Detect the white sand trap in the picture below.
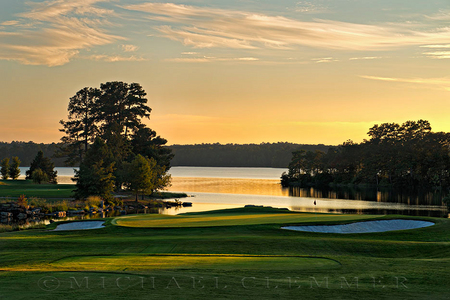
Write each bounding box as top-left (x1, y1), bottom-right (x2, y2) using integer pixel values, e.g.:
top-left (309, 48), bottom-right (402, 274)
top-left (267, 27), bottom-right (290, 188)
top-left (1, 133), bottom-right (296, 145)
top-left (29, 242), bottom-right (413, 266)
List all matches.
top-left (282, 219), bottom-right (434, 234)
top-left (54, 221), bottom-right (105, 231)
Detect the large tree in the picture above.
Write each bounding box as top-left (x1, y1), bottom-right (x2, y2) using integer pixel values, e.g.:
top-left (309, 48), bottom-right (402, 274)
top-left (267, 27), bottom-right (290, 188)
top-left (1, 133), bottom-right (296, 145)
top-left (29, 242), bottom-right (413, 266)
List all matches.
top-left (1, 158), bottom-right (9, 180)
top-left (73, 138), bottom-right (115, 200)
top-left (26, 151), bottom-right (57, 184)
top-left (97, 82), bottom-right (151, 139)
top-left (60, 82), bottom-right (173, 199)
top-left (122, 155), bottom-right (165, 201)
top-left (9, 156), bottom-right (21, 180)
top-left (131, 125), bottom-right (174, 171)
top-left (58, 87), bottom-right (100, 165)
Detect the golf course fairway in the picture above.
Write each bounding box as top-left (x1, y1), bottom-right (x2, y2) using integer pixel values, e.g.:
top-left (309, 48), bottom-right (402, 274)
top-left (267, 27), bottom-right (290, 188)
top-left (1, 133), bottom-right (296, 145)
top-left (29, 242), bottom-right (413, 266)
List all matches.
top-left (112, 207), bottom-right (380, 228)
top-left (1, 207), bottom-right (449, 299)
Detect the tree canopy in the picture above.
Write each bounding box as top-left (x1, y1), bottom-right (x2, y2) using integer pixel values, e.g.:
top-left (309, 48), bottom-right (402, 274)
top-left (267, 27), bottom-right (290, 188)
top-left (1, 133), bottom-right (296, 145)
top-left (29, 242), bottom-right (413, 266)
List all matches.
top-left (1, 158), bottom-right (9, 180)
top-left (9, 156), bottom-right (21, 180)
top-left (25, 151), bottom-right (57, 184)
top-left (59, 82), bottom-right (172, 200)
top-left (73, 138), bottom-right (115, 200)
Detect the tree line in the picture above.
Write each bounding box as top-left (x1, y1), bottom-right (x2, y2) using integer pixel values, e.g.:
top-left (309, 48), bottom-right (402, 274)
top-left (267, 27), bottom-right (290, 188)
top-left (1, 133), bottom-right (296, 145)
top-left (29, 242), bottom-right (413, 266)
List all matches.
top-left (0, 157), bottom-right (21, 180)
top-left (282, 120), bottom-right (450, 189)
top-left (170, 143), bottom-right (331, 168)
top-left (0, 142), bottom-right (332, 168)
top-left (1, 151), bottom-right (57, 184)
top-left (0, 142), bottom-right (66, 167)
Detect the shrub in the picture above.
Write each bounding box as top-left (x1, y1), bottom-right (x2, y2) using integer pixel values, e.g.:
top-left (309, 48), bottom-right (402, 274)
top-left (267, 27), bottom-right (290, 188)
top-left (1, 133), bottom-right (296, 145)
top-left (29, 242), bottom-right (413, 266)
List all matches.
top-left (86, 196), bottom-right (102, 208)
top-left (17, 194), bottom-right (28, 208)
top-left (0, 224), bottom-right (14, 233)
top-left (31, 168), bottom-right (48, 184)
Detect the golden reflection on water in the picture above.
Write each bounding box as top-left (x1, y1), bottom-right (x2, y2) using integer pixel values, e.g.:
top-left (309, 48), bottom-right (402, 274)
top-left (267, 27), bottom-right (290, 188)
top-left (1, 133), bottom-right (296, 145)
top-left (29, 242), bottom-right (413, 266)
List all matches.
top-left (168, 177), bottom-right (290, 197)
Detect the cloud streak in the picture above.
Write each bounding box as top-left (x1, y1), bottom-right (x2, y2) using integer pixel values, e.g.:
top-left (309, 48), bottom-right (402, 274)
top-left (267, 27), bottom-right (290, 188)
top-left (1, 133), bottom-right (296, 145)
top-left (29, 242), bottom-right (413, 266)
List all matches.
top-left (121, 44), bottom-right (139, 52)
top-left (165, 56), bottom-right (259, 63)
top-left (361, 75), bottom-right (450, 91)
top-left (0, 0), bottom-right (122, 66)
top-left (86, 54), bottom-right (147, 62)
top-left (125, 3), bottom-right (450, 51)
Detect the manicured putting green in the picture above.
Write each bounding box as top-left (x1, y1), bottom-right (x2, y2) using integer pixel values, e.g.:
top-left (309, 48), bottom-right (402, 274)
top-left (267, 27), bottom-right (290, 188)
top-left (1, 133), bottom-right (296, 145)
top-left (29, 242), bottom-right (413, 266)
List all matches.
top-left (112, 208), bottom-right (380, 228)
top-left (52, 255), bottom-right (340, 272)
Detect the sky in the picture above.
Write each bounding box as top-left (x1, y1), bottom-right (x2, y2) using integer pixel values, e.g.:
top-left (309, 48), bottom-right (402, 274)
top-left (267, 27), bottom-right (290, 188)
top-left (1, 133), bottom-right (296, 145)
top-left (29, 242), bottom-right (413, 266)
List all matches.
top-left (1, 0), bottom-right (450, 145)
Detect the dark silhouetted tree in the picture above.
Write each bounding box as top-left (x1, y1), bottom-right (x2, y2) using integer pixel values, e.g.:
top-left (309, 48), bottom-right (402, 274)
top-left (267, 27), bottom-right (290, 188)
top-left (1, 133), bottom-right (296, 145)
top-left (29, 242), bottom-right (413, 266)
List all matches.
top-left (58, 87), bottom-right (100, 165)
top-left (26, 151), bottom-right (57, 183)
top-left (73, 138), bottom-right (115, 200)
top-left (31, 168), bottom-right (48, 184)
top-left (9, 156), bottom-right (21, 180)
top-left (1, 158), bottom-right (9, 180)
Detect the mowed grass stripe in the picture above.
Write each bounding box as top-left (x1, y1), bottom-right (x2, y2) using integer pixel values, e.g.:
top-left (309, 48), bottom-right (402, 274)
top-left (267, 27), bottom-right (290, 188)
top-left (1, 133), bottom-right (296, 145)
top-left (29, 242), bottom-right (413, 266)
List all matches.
top-left (51, 255), bottom-right (340, 272)
top-left (113, 210), bottom-right (380, 228)
top-left (0, 180), bottom-right (74, 198)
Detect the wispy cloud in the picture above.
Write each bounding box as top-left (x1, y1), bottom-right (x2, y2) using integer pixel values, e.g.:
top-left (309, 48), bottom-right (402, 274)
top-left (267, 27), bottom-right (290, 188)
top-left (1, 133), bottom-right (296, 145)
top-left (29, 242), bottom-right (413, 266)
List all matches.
top-left (166, 56), bottom-right (259, 63)
top-left (294, 1), bottom-right (329, 13)
top-left (1, 21), bottom-right (19, 26)
top-left (420, 44), bottom-right (450, 48)
top-left (121, 44), bottom-right (139, 52)
top-left (361, 75), bottom-right (450, 91)
top-left (423, 51), bottom-right (450, 59)
top-left (420, 44), bottom-right (450, 59)
top-left (349, 56), bottom-right (382, 60)
top-left (0, 0), bottom-right (122, 66)
top-left (312, 57), bottom-right (338, 63)
top-left (425, 9), bottom-right (450, 21)
top-left (86, 54), bottom-right (147, 62)
top-left (124, 3), bottom-right (450, 51)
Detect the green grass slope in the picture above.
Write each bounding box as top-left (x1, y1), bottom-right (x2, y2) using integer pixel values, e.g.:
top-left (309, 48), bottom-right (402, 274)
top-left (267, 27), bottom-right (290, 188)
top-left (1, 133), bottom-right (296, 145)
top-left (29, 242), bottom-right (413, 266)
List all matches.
top-left (112, 207), bottom-right (381, 228)
top-left (0, 207), bottom-right (449, 299)
top-left (0, 180), bottom-right (74, 198)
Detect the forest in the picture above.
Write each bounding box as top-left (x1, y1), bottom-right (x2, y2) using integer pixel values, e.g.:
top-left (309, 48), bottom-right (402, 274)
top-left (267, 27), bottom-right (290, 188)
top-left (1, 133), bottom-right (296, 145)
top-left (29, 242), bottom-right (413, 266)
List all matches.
top-left (282, 120), bottom-right (450, 189)
top-left (0, 142), bottom-right (66, 167)
top-left (170, 143), bottom-right (331, 167)
top-left (0, 142), bottom-right (331, 168)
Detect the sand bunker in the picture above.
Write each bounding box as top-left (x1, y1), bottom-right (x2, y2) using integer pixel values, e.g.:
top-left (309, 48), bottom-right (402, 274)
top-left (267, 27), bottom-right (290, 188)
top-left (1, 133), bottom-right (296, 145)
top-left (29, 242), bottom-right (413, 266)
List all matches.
top-left (54, 221), bottom-right (105, 231)
top-left (282, 219), bottom-right (434, 234)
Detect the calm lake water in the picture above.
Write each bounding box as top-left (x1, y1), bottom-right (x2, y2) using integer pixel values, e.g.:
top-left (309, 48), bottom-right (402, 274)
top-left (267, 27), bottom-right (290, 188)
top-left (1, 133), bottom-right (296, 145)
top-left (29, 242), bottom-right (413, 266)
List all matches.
top-left (18, 166), bottom-right (449, 217)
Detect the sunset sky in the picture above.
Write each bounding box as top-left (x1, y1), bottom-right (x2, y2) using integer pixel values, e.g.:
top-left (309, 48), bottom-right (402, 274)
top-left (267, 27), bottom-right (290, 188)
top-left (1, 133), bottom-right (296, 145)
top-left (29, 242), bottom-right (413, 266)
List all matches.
top-left (1, 0), bottom-right (450, 145)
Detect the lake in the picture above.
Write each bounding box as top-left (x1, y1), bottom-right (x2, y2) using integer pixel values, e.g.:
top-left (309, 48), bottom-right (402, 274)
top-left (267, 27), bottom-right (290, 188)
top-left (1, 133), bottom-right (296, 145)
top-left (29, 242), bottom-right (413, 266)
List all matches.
top-left (18, 166), bottom-right (449, 217)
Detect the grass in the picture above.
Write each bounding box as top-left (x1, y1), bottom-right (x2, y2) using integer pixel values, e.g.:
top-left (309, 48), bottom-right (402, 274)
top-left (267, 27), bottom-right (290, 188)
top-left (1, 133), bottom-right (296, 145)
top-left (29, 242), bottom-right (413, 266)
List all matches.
top-left (0, 180), bottom-right (185, 200)
top-left (0, 207), bottom-right (449, 299)
top-left (0, 179), bottom-right (74, 198)
top-left (113, 207), bottom-right (381, 228)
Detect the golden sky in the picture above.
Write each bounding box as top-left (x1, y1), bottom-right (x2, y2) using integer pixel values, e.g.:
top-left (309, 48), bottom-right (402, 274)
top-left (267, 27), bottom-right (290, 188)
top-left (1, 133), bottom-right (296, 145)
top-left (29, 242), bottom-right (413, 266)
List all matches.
top-left (1, 0), bottom-right (450, 145)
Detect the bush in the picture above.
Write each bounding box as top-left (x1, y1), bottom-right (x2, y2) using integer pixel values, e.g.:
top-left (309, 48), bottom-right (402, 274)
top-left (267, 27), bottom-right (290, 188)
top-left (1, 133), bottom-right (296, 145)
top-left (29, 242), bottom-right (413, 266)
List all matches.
top-left (443, 196), bottom-right (450, 211)
top-left (17, 194), bottom-right (28, 208)
top-left (106, 198), bottom-right (122, 207)
top-left (31, 168), bottom-right (48, 184)
top-left (54, 200), bottom-right (69, 212)
top-left (0, 224), bottom-right (14, 233)
top-left (86, 196), bottom-right (102, 208)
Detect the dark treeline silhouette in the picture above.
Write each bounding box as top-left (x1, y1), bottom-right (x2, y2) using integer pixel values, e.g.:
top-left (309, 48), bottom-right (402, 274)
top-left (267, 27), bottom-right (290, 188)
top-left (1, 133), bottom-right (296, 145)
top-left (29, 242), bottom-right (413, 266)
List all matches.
top-left (282, 120), bottom-right (450, 189)
top-left (0, 142), bottom-right (332, 168)
top-left (170, 143), bottom-right (332, 167)
top-left (0, 142), bottom-right (66, 167)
